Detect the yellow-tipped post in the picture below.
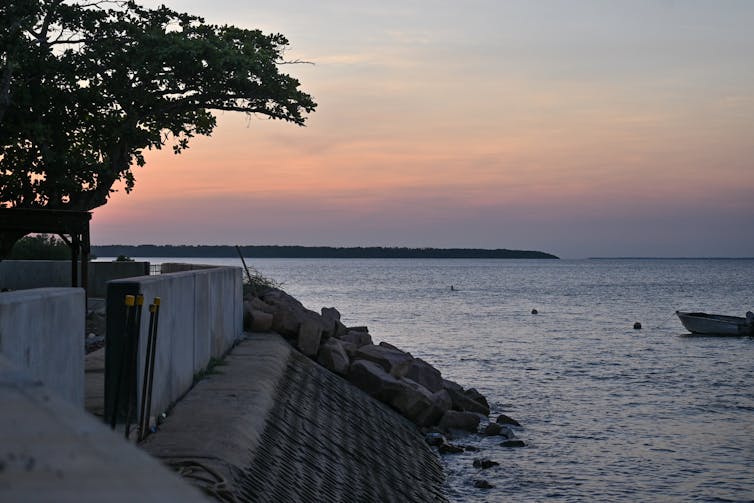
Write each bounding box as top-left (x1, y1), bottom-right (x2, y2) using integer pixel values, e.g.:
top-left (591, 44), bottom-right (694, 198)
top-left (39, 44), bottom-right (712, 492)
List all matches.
top-left (124, 295), bottom-right (135, 307)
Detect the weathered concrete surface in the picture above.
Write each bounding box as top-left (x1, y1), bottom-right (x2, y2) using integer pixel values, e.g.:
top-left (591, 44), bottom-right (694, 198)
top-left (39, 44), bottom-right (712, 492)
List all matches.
top-left (0, 288), bottom-right (84, 406)
top-left (142, 332), bottom-right (447, 502)
top-left (0, 355), bottom-right (209, 503)
top-left (141, 332), bottom-right (291, 500)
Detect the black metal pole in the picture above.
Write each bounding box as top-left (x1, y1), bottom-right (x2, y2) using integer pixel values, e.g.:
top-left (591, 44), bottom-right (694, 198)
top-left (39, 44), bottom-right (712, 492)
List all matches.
top-left (124, 294), bottom-right (144, 439)
top-left (143, 297), bottom-right (161, 436)
top-left (235, 245), bottom-right (254, 284)
top-left (138, 302), bottom-right (157, 441)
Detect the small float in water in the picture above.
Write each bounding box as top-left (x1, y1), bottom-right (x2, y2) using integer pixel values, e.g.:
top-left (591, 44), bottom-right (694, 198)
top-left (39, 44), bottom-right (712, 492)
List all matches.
top-left (675, 310), bottom-right (754, 336)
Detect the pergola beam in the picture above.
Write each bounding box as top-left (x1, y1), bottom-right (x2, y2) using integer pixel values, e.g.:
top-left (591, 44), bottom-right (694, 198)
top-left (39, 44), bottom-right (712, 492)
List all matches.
top-left (0, 209), bottom-right (92, 296)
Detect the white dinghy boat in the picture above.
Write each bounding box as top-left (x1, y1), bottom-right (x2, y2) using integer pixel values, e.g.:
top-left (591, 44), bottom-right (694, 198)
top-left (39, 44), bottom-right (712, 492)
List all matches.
top-left (675, 311), bottom-right (754, 336)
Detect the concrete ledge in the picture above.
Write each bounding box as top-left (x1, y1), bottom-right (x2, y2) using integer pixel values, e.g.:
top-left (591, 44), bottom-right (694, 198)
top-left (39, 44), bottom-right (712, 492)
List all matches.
top-left (0, 355), bottom-right (209, 503)
top-left (0, 260), bottom-right (149, 297)
top-left (160, 263), bottom-right (219, 273)
top-left (0, 288), bottom-right (84, 406)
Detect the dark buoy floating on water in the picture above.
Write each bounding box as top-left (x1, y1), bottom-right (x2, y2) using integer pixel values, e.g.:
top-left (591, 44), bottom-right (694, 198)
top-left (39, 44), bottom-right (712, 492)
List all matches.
top-left (633, 322), bottom-right (642, 330)
top-left (531, 309), bottom-right (538, 315)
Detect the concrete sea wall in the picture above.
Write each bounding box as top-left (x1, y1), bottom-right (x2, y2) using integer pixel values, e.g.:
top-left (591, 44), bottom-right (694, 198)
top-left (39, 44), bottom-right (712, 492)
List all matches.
top-left (105, 266), bottom-right (243, 424)
top-left (143, 333), bottom-right (447, 502)
top-left (0, 260), bottom-right (150, 297)
top-left (0, 287), bottom-right (84, 406)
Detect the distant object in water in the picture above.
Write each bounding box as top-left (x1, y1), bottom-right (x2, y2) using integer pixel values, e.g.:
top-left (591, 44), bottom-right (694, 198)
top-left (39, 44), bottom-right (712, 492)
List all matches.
top-left (633, 322), bottom-right (642, 330)
top-left (450, 285), bottom-right (455, 291)
top-left (676, 310), bottom-right (754, 336)
top-left (531, 309), bottom-right (538, 315)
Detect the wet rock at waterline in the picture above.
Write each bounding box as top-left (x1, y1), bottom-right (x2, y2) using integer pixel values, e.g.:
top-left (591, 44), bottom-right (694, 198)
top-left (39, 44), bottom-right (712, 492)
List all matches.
top-left (388, 380), bottom-right (438, 426)
top-left (473, 458), bottom-right (500, 469)
top-left (500, 439), bottom-right (526, 448)
top-left (482, 422), bottom-right (515, 438)
top-left (424, 432), bottom-right (446, 446)
top-left (438, 443), bottom-right (464, 454)
top-left (495, 413), bottom-right (522, 427)
top-left (405, 358), bottom-right (444, 393)
top-left (438, 410), bottom-right (481, 433)
top-left (464, 388), bottom-right (490, 410)
top-left (474, 479), bottom-right (494, 489)
top-left (446, 387), bottom-right (490, 416)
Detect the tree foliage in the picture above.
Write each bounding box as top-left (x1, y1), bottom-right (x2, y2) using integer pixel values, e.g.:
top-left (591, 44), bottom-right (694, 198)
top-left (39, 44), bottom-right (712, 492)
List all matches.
top-left (0, 0), bottom-right (316, 211)
top-left (7, 234), bottom-right (71, 260)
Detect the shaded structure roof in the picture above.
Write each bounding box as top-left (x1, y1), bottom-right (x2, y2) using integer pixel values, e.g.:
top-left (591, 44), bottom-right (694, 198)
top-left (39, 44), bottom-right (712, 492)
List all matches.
top-left (0, 208), bottom-right (92, 294)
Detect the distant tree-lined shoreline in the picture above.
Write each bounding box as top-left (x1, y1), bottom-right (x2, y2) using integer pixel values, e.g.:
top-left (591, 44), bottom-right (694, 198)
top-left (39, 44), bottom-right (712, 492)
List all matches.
top-left (92, 245), bottom-right (559, 259)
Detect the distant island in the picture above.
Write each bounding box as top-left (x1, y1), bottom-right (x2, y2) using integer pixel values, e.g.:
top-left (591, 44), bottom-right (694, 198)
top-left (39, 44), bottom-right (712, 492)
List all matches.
top-left (93, 245), bottom-right (559, 259)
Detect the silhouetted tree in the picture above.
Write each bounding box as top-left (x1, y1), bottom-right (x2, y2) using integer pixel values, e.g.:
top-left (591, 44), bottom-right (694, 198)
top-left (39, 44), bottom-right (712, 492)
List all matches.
top-left (0, 0), bottom-right (315, 254)
top-left (7, 234), bottom-right (71, 260)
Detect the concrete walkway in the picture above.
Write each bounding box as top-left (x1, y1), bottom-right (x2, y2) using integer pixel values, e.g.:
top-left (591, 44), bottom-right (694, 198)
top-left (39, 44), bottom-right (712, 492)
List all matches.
top-left (140, 332), bottom-right (447, 502)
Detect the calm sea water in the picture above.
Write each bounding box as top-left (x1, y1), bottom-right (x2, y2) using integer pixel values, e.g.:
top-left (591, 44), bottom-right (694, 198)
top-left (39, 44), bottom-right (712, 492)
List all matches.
top-left (123, 258), bottom-right (754, 502)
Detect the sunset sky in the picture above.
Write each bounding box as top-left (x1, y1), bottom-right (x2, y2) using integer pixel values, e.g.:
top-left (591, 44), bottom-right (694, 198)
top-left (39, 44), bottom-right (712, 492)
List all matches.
top-left (91, 0), bottom-right (754, 258)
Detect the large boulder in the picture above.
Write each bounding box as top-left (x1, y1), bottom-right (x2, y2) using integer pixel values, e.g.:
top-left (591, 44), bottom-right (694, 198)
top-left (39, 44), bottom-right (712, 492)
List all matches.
top-left (378, 341), bottom-right (402, 352)
top-left (341, 330), bottom-right (373, 348)
top-left (249, 309), bottom-right (273, 332)
top-left (354, 344), bottom-right (413, 377)
top-left (482, 422), bottom-right (514, 438)
top-left (347, 359), bottom-right (403, 401)
top-left (248, 296), bottom-right (276, 314)
top-left (442, 379), bottom-right (464, 393)
top-left (340, 340), bottom-right (359, 358)
top-left (438, 410), bottom-right (481, 433)
top-left (298, 320), bottom-right (323, 357)
top-left (446, 387), bottom-right (490, 416)
top-left (405, 358), bottom-right (443, 393)
top-left (321, 306), bottom-right (341, 322)
top-left (464, 388), bottom-right (490, 411)
top-left (387, 379), bottom-right (452, 427)
top-left (262, 289), bottom-right (306, 311)
top-left (317, 338), bottom-right (350, 375)
top-left (347, 325), bottom-right (369, 333)
top-left (321, 307), bottom-right (348, 338)
top-left (388, 380), bottom-right (434, 425)
top-left (270, 307), bottom-right (301, 338)
top-left (495, 413), bottom-right (522, 427)
top-left (415, 389), bottom-right (453, 427)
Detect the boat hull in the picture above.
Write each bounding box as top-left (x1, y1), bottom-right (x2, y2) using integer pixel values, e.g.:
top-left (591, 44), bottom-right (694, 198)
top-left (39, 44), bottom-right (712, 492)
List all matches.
top-left (676, 311), bottom-right (754, 336)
